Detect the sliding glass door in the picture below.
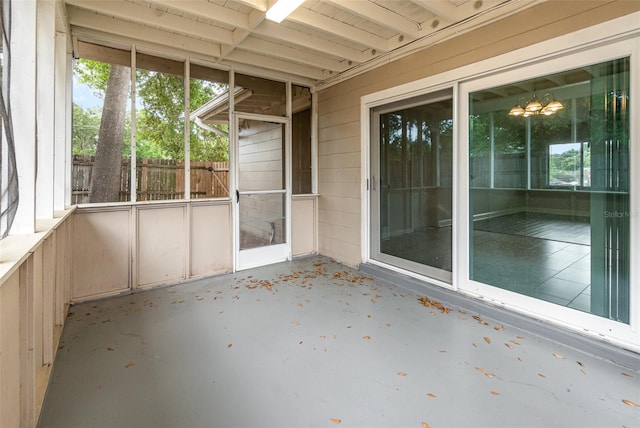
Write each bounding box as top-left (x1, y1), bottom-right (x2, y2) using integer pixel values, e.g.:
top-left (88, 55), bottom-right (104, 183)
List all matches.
top-left (468, 57), bottom-right (630, 323)
top-left (370, 89), bottom-right (453, 283)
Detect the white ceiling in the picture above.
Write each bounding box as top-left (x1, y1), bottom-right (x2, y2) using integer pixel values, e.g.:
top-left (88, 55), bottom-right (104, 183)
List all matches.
top-left (60, 0), bottom-right (544, 86)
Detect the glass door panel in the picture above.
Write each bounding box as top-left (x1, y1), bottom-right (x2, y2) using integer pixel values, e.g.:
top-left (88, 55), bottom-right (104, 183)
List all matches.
top-left (236, 116), bottom-right (289, 270)
top-left (371, 90), bottom-right (453, 283)
top-left (468, 57), bottom-right (630, 323)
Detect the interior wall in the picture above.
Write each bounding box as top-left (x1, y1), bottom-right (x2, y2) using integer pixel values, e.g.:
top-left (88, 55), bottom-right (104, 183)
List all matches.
top-left (316, 0), bottom-right (640, 267)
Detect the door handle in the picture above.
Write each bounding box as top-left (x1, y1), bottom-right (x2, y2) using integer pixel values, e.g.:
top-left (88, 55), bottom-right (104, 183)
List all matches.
top-left (236, 189), bottom-right (240, 203)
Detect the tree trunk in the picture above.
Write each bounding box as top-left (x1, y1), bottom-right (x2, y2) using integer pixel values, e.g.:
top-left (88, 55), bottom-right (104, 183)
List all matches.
top-left (89, 65), bottom-right (130, 203)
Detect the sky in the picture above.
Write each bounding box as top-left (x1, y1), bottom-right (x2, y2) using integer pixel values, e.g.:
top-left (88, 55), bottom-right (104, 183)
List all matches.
top-left (73, 78), bottom-right (104, 109)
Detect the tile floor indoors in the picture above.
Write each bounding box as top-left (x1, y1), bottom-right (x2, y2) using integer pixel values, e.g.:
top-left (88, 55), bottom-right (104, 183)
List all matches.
top-left (39, 256), bottom-right (639, 428)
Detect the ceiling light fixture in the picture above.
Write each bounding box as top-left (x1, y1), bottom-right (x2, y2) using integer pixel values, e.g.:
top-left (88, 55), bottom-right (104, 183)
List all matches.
top-left (508, 93), bottom-right (564, 117)
top-left (265, 0), bottom-right (305, 23)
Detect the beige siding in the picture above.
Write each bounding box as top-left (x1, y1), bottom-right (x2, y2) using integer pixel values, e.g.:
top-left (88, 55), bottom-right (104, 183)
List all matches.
top-left (316, 0), bottom-right (640, 267)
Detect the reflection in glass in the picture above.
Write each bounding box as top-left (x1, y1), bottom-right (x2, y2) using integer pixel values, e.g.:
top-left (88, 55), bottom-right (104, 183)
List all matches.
top-left (469, 58), bottom-right (630, 323)
top-left (377, 95), bottom-right (453, 275)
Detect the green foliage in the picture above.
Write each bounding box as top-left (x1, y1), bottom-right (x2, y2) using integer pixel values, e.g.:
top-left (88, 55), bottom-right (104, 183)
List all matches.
top-left (72, 103), bottom-right (100, 155)
top-left (74, 59), bottom-right (112, 96)
top-left (73, 59), bottom-right (229, 162)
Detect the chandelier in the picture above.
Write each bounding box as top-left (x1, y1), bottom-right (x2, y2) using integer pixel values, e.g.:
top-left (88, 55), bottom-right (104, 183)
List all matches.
top-left (508, 93), bottom-right (564, 117)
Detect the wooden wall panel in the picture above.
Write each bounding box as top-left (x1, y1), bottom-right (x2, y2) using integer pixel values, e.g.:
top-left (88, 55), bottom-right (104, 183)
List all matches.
top-left (0, 272), bottom-right (21, 428)
top-left (72, 209), bottom-right (130, 299)
top-left (190, 203), bottom-right (232, 277)
top-left (292, 197), bottom-right (316, 257)
top-left (137, 206), bottom-right (186, 287)
top-left (316, 0), bottom-right (640, 267)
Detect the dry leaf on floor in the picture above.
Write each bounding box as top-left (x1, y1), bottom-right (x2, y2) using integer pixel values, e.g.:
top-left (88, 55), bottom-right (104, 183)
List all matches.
top-left (125, 362), bottom-right (136, 368)
top-left (491, 391), bottom-right (500, 396)
top-left (505, 343), bottom-right (513, 349)
top-left (397, 371), bottom-right (408, 376)
top-left (622, 399), bottom-right (639, 407)
top-left (475, 367), bottom-right (487, 374)
top-left (538, 373), bottom-right (546, 378)
top-left (330, 418), bottom-right (342, 424)
top-left (227, 343), bottom-right (232, 348)
top-left (621, 372), bottom-right (633, 377)
top-left (484, 337), bottom-right (491, 344)
top-left (494, 325), bottom-right (504, 331)
top-left (472, 343), bottom-right (478, 348)
top-left (292, 321), bottom-right (301, 326)
top-left (107, 347), bottom-right (114, 351)
top-left (553, 353), bottom-right (566, 359)
top-left (386, 323), bottom-right (391, 327)
top-left (363, 336), bottom-right (371, 340)
top-left (418, 296), bottom-right (451, 314)
top-left (577, 361), bottom-right (584, 367)
top-left (421, 422), bottom-right (431, 428)
top-left (426, 393), bottom-right (436, 398)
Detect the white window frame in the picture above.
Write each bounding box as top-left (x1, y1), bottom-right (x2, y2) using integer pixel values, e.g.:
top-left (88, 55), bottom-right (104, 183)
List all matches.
top-left (361, 11), bottom-right (640, 351)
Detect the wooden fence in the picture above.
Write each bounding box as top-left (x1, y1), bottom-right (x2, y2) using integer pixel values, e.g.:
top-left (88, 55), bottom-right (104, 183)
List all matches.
top-left (72, 155), bottom-right (229, 204)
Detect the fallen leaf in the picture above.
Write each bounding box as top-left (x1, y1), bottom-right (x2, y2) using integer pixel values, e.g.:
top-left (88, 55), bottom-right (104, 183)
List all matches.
top-left (330, 417), bottom-right (342, 424)
top-left (621, 372), bottom-right (633, 377)
top-left (439, 350), bottom-right (446, 353)
top-left (622, 399), bottom-right (639, 407)
top-left (421, 422), bottom-right (431, 428)
top-left (297, 303), bottom-right (303, 308)
top-left (538, 373), bottom-right (546, 378)
top-left (472, 343), bottom-right (478, 348)
top-left (494, 325), bottom-right (504, 331)
top-left (125, 362), bottom-right (136, 368)
top-left (292, 321), bottom-right (301, 326)
top-left (107, 346), bottom-right (114, 351)
top-left (475, 367), bottom-right (487, 374)
top-left (505, 343), bottom-right (513, 349)
top-left (418, 296), bottom-right (451, 314)
top-left (196, 297), bottom-right (204, 301)
top-left (320, 335), bottom-right (326, 339)
top-left (577, 361), bottom-right (584, 367)
top-left (385, 323), bottom-right (391, 327)
top-left (490, 391), bottom-right (500, 395)
top-left (227, 343), bottom-right (232, 348)
top-left (484, 337), bottom-right (491, 344)
top-left (363, 336), bottom-right (371, 341)
top-left (426, 393), bottom-right (436, 398)
top-left (553, 353), bottom-right (566, 359)
top-left (397, 371), bottom-right (408, 376)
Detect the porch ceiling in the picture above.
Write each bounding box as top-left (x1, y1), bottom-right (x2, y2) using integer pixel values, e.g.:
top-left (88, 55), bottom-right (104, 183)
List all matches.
top-left (61, 0), bottom-right (544, 86)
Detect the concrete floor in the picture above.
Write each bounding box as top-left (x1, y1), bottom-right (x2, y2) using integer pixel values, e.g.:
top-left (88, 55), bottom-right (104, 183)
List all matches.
top-left (39, 256), bottom-right (639, 428)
